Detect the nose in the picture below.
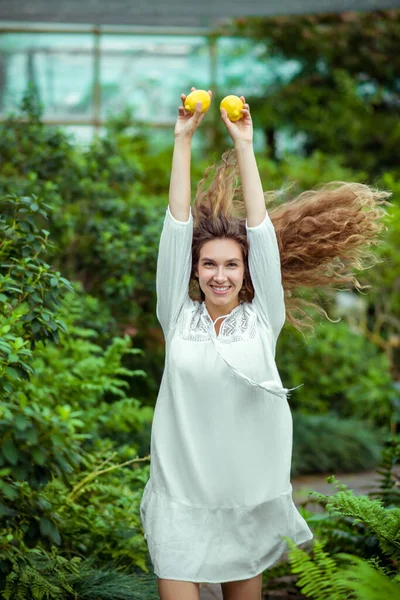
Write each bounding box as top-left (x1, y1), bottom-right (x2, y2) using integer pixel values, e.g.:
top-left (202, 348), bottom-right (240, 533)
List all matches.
top-left (213, 266), bottom-right (229, 283)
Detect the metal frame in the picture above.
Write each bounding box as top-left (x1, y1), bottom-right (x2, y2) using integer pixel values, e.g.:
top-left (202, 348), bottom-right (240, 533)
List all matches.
top-left (0, 21), bottom-right (216, 130)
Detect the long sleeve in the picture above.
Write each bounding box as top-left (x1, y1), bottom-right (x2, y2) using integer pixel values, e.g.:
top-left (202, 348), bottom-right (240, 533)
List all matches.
top-left (246, 212), bottom-right (286, 341)
top-left (156, 205), bottom-right (194, 339)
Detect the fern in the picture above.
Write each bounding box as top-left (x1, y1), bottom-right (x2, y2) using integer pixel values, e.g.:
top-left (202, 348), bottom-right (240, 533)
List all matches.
top-left (2, 547), bottom-right (81, 600)
top-left (283, 536), bottom-right (353, 599)
top-left (67, 563), bottom-right (153, 599)
top-left (309, 477), bottom-right (400, 558)
top-left (336, 553), bottom-right (400, 599)
top-left (284, 536), bottom-right (400, 600)
top-left (368, 436), bottom-right (400, 507)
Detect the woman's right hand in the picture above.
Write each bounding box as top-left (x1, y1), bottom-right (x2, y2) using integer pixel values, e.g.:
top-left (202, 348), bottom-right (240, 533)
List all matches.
top-left (174, 87), bottom-right (212, 139)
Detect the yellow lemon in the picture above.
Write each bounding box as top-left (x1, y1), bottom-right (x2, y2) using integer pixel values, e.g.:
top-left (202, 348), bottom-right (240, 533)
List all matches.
top-left (220, 95), bottom-right (244, 122)
top-left (184, 90), bottom-right (211, 114)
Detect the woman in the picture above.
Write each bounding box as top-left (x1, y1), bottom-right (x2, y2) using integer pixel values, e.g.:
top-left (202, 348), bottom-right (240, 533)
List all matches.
top-left (140, 88), bottom-right (390, 600)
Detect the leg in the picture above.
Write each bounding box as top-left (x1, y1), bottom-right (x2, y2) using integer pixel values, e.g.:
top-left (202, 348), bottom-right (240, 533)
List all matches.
top-left (157, 577), bottom-right (200, 600)
top-left (221, 572), bottom-right (263, 600)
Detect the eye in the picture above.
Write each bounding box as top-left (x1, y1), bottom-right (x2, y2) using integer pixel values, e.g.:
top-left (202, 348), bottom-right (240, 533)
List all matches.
top-left (203, 261), bottom-right (238, 266)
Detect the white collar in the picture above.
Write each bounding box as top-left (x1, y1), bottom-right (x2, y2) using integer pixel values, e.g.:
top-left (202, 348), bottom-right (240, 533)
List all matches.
top-left (200, 300), bottom-right (243, 325)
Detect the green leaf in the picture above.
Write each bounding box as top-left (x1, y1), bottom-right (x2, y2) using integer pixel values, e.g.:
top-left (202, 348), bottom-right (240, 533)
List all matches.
top-left (24, 427), bottom-right (38, 444)
top-left (19, 221), bottom-right (31, 232)
top-left (31, 292), bottom-right (42, 303)
top-left (32, 446), bottom-right (47, 465)
top-left (2, 438), bottom-right (18, 465)
top-left (49, 523), bottom-right (61, 545)
top-left (0, 482), bottom-right (18, 500)
top-left (14, 414), bottom-right (30, 431)
top-left (5, 367), bottom-right (19, 380)
top-left (31, 319), bottom-right (41, 334)
top-left (39, 516), bottom-right (52, 536)
top-left (12, 338), bottom-right (25, 350)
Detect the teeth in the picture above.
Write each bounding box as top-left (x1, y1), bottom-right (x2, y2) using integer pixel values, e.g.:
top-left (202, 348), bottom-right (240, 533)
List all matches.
top-left (212, 286), bottom-right (229, 291)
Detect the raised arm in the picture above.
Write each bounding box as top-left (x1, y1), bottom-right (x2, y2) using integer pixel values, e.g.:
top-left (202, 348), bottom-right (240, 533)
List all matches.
top-left (220, 98), bottom-right (286, 341)
top-left (168, 136), bottom-right (192, 221)
top-left (220, 95), bottom-right (265, 226)
top-left (156, 88), bottom-right (212, 339)
top-left (235, 141), bottom-right (266, 227)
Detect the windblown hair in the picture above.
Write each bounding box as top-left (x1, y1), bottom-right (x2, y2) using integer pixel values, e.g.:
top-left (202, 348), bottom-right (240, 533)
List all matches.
top-left (189, 149), bottom-right (391, 332)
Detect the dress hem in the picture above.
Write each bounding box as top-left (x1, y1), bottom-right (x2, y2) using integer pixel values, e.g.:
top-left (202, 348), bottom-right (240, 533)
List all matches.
top-left (152, 529), bottom-right (314, 584)
top-left (140, 478), bottom-right (314, 583)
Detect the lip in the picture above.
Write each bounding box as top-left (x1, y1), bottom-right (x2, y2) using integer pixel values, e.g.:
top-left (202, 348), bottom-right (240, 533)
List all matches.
top-left (210, 285), bottom-right (231, 295)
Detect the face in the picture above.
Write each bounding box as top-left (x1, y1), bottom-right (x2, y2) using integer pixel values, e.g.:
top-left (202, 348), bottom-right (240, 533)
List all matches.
top-left (194, 238), bottom-right (245, 314)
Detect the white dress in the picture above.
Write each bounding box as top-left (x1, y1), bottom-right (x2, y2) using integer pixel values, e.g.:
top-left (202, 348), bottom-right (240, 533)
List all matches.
top-left (140, 205), bottom-right (313, 583)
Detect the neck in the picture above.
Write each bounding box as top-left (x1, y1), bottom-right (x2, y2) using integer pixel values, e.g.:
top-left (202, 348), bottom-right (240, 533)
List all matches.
top-left (204, 298), bottom-right (240, 322)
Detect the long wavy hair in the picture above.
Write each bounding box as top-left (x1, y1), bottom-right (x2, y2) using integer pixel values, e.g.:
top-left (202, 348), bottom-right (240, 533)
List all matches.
top-left (189, 149), bottom-right (391, 331)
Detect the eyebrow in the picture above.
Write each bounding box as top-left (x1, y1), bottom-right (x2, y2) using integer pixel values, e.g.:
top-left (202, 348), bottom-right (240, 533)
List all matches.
top-left (201, 257), bottom-right (241, 262)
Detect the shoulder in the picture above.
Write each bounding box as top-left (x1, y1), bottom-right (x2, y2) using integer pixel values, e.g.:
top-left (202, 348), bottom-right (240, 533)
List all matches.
top-left (174, 297), bottom-right (209, 343)
top-left (246, 300), bottom-right (275, 334)
top-left (178, 296), bottom-right (202, 326)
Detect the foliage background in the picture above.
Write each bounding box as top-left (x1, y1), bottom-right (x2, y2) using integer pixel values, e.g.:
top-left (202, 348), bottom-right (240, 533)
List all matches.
top-left (0, 8), bottom-right (399, 599)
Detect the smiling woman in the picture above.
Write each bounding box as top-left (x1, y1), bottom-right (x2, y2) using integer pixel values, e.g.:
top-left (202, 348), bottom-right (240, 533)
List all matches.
top-left (140, 88), bottom-right (389, 599)
top-left (194, 240), bottom-right (245, 320)
top-left (140, 89), bottom-right (313, 600)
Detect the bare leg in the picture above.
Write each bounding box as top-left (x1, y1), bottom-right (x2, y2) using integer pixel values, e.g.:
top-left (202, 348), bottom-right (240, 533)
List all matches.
top-left (157, 578), bottom-right (200, 600)
top-left (221, 573), bottom-right (263, 600)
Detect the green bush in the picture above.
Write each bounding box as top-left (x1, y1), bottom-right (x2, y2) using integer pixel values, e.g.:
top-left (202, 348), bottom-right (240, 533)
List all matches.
top-left (0, 189), bottom-right (154, 596)
top-left (291, 412), bottom-right (384, 477)
top-left (0, 194), bottom-right (73, 388)
top-left (277, 320), bottom-right (396, 428)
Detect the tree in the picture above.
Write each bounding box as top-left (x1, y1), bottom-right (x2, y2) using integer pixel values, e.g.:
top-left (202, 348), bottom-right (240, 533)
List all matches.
top-left (222, 10), bottom-right (400, 176)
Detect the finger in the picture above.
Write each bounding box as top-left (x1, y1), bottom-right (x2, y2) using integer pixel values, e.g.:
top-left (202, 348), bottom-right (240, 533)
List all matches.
top-left (178, 106), bottom-right (185, 115)
top-left (195, 101), bottom-right (203, 114)
top-left (240, 96), bottom-right (245, 103)
top-left (191, 86), bottom-right (196, 91)
top-left (220, 107), bottom-right (230, 124)
top-left (208, 89), bottom-right (212, 98)
top-left (181, 94), bottom-right (186, 107)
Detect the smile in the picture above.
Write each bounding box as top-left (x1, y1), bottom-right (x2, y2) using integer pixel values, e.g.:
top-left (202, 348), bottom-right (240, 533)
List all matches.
top-left (210, 286), bottom-right (231, 295)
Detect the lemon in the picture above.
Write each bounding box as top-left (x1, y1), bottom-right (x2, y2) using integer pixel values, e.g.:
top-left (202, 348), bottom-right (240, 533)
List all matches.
top-left (220, 95), bottom-right (244, 122)
top-left (184, 90), bottom-right (211, 114)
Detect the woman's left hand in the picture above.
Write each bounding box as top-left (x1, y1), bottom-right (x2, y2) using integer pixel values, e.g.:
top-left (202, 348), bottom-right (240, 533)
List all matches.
top-left (220, 95), bottom-right (253, 146)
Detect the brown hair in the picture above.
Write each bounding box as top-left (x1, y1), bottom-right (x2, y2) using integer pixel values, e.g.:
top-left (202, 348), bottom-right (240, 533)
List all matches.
top-left (189, 149), bottom-right (391, 332)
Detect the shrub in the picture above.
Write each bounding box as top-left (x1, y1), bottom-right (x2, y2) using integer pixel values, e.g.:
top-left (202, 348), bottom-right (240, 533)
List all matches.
top-left (277, 320), bottom-right (396, 428)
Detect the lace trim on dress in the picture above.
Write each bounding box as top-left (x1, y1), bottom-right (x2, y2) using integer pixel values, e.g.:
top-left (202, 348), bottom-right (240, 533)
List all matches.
top-left (179, 301), bottom-right (257, 344)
